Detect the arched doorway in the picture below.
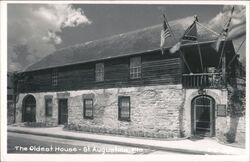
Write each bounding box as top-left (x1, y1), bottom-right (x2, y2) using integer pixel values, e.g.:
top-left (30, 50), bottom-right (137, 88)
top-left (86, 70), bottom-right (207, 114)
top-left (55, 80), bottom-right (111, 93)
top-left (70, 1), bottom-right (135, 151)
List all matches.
top-left (191, 95), bottom-right (215, 137)
top-left (22, 95), bottom-right (36, 122)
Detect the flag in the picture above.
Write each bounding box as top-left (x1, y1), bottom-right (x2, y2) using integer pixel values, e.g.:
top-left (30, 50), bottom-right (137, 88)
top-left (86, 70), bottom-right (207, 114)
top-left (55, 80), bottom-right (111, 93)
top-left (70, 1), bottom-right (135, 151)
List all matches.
top-left (182, 21), bottom-right (198, 41)
top-left (170, 42), bottom-right (181, 54)
top-left (160, 15), bottom-right (171, 54)
top-left (170, 19), bottom-right (198, 54)
top-left (215, 6), bottom-right (234, 51)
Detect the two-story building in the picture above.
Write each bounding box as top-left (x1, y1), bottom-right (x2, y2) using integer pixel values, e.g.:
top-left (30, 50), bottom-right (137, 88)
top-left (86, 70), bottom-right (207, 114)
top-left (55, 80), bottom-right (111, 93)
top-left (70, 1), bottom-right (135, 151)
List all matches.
top-left (13, 17), bottom-right (245, 143)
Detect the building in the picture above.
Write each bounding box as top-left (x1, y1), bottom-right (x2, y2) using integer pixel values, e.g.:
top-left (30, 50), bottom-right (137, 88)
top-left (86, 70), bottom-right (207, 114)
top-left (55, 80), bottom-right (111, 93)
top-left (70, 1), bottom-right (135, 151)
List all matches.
top-left (13, 17), bottom-right (245, 143)
top-left (7, 72), bottom-right (16, 124)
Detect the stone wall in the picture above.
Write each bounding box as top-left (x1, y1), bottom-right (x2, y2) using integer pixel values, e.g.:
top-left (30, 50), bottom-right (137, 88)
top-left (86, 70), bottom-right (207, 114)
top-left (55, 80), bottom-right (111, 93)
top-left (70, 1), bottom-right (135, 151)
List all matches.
top-left (15, 92), bottom-right (58, 126)
top-left (216, 116), bottom-right (245, 145)
top-left (67, 85), bottom-right (184, 138)
top-left (16, 85), bottom-right (184, 138)
top-left (234, 116), bottom-right (245, 144)
top-left (15, 85), bottom-right (245, 142)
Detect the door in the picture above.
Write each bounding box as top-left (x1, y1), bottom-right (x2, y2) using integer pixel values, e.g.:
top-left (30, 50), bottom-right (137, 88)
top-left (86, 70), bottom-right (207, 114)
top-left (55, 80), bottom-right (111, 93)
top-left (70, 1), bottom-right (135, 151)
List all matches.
top-left (23, 95), bottom-right (36, 122)
top-left (58, 99), bottom-right (68, 124)
top-left (191, 95), bottom-right (215, 137)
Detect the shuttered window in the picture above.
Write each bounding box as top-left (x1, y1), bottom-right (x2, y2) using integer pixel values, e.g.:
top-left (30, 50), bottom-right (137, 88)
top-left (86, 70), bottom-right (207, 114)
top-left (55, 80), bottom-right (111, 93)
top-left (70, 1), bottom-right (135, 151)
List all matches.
top-left (52, 69), bottom-right (58, 86)
top-left (118, 96), bottom-right (130, 121)
top-left (130, 56), bottom-right (141, 79)
top-left (84, 99), bottom-right (93, 119)
top-left (95, 63), bottom-right (104, 82)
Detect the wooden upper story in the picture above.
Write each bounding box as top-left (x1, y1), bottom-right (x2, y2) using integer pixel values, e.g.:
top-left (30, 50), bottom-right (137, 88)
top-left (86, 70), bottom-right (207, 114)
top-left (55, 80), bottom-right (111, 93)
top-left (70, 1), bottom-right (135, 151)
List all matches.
top-left (17, 50), bottom-right (182, 93)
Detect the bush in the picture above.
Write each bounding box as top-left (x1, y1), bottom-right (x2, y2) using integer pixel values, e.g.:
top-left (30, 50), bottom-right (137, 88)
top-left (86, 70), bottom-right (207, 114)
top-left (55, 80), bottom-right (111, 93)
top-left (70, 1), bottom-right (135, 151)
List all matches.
top-left (225, 131), bottom-right (236, 143)
top-left (24, 122), bottom-right (55, 127)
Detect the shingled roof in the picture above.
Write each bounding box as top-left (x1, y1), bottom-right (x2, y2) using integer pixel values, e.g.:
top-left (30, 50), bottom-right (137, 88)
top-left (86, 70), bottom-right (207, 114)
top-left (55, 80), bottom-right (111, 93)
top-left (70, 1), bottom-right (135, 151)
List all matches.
top-left (25, 16), bottom-right (219, 72)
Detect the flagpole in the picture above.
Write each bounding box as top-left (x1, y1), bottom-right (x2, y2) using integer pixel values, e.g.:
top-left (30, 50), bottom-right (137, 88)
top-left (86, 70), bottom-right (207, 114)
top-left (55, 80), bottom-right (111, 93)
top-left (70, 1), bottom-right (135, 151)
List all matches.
top-left (217, 39), bottom-right (227, 68)
top-left (163, 14), bottom-right (192, 73)
top-left (217, 6), bottom-right (235, 70)
top-left (196, 39), bottom-right (204, 73)
top-left (192, 15), bottom-right (204, 73)
top-left (217, 6), bottom-right (234, 87)
top-left (163, 14), bottom-right (176, 42)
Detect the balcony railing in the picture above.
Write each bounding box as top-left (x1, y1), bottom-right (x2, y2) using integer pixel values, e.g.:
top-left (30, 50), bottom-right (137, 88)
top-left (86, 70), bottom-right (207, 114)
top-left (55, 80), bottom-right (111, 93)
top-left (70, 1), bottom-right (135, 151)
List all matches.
top-left (182, 73), bottom-right (224, 89)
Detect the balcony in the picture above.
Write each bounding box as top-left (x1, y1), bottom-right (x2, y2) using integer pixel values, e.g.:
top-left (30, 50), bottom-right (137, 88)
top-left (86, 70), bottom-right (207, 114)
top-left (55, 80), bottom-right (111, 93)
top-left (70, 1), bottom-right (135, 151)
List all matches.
top-left (182, 73), bottom-right (225, 89)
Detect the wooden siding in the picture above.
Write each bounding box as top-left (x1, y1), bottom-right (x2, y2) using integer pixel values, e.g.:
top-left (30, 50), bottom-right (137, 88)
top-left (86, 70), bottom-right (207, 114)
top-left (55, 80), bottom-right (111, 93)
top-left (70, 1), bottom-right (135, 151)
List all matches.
top-left (18, 52), bottom-right (182, 93)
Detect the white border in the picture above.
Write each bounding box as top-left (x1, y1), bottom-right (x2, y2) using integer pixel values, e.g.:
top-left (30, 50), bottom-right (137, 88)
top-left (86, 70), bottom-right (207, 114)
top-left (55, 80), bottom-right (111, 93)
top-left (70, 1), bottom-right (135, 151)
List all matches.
top-left (1, 1), bottom-right (249, 162)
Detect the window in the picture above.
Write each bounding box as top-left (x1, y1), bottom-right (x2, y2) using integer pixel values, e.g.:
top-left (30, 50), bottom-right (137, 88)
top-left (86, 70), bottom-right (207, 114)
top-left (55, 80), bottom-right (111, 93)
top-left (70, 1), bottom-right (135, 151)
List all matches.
top-left (45, 97), bottom-right (53, 117)
top-left (84, 99), bottom-right (93, 119)
top-left (130, 56), bottom-right (141, 79)
top-left (52, 69), bottom-right (58, 86)
top-left (118, 96), bottom-right (130, 121)
top-left (95, 63), bottom-right (104, 82)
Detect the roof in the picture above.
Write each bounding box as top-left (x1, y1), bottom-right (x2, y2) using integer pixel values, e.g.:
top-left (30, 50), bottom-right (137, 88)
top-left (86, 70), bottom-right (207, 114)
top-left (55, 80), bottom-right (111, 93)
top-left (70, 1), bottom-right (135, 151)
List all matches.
top-left (25, 16), bottom-right (219, 72)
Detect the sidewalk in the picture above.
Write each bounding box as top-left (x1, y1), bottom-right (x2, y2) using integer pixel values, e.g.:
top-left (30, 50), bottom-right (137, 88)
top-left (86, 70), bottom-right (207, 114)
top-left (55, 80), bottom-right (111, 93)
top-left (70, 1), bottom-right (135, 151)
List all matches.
top-left (7, 126), bottom-right (245, 155)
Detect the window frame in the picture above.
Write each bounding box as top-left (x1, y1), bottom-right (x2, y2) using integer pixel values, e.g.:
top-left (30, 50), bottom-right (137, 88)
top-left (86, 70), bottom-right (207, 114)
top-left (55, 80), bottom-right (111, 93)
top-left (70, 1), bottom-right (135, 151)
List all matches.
top-left (129, 56), bottom-right (141, 79)
top-left (45, 96), bottom-right (53, 117)
top-left (52, 69), bottom-right (58, 86)
top-left (95, 62), bottom-right (104, 82)
top-left (118, 96), bottom-right (131, 121)
top-left (83, 98), bottom-right (94, 119)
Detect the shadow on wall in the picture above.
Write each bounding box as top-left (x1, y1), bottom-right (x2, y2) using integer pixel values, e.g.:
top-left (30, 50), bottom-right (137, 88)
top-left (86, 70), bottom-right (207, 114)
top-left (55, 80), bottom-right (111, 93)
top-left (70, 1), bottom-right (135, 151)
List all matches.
top-left (225, 117), bottom-right (240, 143)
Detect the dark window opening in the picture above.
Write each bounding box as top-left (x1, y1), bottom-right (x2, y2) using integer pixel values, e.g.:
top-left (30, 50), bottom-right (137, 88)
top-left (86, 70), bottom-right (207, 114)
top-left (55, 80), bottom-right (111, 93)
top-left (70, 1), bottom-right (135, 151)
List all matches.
top-left (84, 99), bottom-right (93, 119)
top-left (118, 96), bottom-right (130, 121)
top-left (45, 97), bottom-right (53, 117)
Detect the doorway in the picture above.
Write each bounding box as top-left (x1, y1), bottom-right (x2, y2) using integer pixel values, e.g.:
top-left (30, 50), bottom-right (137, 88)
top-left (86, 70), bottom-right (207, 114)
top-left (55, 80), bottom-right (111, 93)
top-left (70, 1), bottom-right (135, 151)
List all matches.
top-left (58, 99), bottom-right (68, 125)
top-left (191, 95), bottom-right (215, 137)
top-left (22, 95), bottom-right (36, 122)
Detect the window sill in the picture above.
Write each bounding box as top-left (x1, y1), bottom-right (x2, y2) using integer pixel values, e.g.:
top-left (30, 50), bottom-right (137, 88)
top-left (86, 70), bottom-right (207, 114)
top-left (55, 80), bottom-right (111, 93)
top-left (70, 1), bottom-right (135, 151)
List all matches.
top-left (84, 117), bottom-right (94, 120)
top-left (129, 77), bottom-right (141, 80)
top-left (118, 118), bottom-right (131, 122)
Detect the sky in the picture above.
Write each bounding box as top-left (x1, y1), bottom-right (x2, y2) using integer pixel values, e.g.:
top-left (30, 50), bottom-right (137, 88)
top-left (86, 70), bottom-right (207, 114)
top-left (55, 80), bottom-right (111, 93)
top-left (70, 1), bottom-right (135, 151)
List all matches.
top-left (7, 4), bottom-right (246, 72)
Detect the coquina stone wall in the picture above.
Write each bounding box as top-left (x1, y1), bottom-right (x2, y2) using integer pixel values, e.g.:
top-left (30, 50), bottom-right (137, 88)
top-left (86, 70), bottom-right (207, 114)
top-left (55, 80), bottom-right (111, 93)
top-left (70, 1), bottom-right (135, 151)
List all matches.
top-left (16, 85), bottom-right (185, 138)
top-left (67, 85), bottom-right (184, 138)
top-left (15, 84), bottom-right (245, 142)
top-left (15, 92), bottom-right (59, 126)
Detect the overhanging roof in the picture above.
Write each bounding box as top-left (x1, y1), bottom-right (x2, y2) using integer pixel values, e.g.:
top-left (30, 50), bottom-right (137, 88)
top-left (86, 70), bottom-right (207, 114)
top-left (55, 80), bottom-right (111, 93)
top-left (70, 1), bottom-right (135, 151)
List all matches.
top-left (25, 16), bottom-right (219, 72)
